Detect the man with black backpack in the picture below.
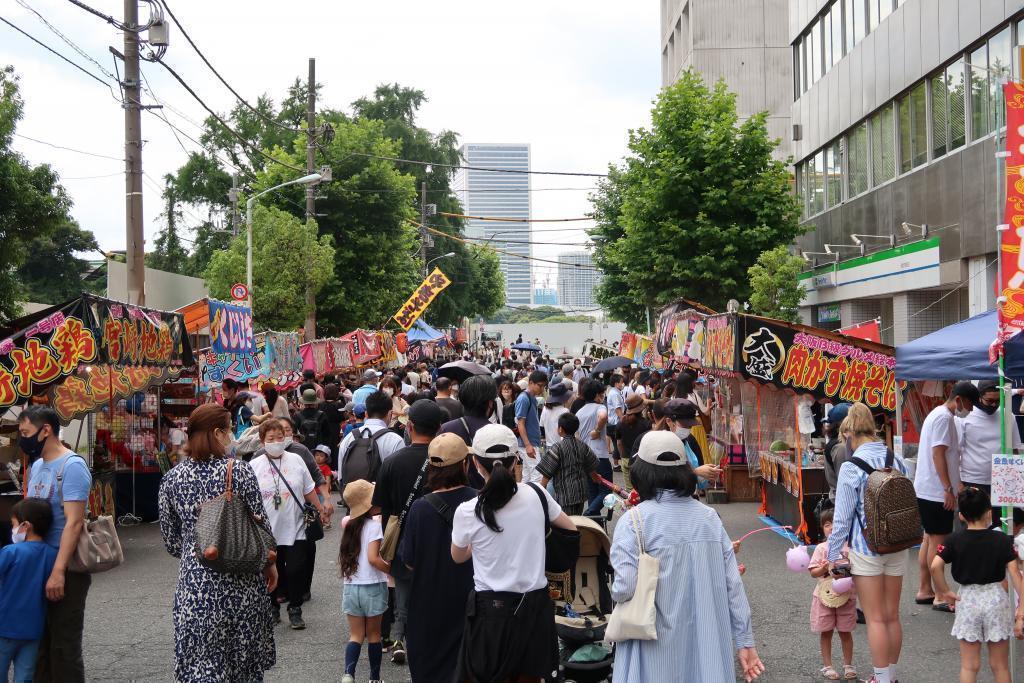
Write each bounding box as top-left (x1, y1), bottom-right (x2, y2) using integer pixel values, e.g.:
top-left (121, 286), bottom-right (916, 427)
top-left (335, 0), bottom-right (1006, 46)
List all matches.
top-left (337, 391), bottom-right (404, 496)
top-left (295, 389), bottom-right (324, 451)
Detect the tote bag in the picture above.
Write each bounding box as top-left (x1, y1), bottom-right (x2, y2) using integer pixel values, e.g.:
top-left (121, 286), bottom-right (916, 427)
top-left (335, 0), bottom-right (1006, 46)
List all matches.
top-left (606, 506), bottom-right (659, 641)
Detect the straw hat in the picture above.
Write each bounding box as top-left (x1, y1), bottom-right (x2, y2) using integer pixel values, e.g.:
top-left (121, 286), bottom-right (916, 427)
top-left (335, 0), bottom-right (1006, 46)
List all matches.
top-left (343, 480), bottom-right (375, 518)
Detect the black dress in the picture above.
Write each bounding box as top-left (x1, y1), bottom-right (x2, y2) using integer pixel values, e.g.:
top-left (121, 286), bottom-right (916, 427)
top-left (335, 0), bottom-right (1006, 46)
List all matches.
top-left (398, 487), bottom-right (478, 682)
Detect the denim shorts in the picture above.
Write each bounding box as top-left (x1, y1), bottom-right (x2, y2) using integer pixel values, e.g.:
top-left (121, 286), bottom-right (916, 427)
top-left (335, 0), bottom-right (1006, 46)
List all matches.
top-left (343, 582), bottom-right (389, 617)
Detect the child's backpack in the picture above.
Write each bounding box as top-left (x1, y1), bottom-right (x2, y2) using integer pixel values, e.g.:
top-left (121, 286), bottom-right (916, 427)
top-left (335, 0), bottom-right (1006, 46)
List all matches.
top-left (850, 450), bottom-right (921, 554)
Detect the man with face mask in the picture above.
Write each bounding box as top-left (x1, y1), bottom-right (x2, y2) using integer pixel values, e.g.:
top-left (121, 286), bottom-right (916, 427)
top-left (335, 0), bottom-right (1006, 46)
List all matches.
top-left (958, 381), bottom-right (1024, 531)
top-left (19, 405), bottom-right (92, 682)
top-left (664, 398), bottom-right (722, 484)
top-left (913, 380), bottom-right (980, 609)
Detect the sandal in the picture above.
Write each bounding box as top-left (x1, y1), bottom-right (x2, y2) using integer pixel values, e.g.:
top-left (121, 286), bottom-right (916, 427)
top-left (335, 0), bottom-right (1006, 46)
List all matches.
top-left (933, 602), bottom-right (955, 613)
top-left (820, 665), bottom-right (840, 680)
top-left (843, 664), bottom-right (857, 680)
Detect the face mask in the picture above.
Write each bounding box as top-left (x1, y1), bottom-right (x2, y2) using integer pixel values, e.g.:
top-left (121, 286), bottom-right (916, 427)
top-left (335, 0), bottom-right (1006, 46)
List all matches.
top-left (978, 403), bottom-right (998, 415)
top-left (384, 388), bottom-right (394, 398)
top-left (955, 401), bottom-right (970, 418)
top-left (265, 441), bottom-right (286, 458)
top-left (282, 436), bottom-right (294, 448)
top-left (19, 429), bottom-right (46, 460)
top-left (675, 427), bottom-right (691, 440)
top-left (11, 523), bottom-right (26, 544)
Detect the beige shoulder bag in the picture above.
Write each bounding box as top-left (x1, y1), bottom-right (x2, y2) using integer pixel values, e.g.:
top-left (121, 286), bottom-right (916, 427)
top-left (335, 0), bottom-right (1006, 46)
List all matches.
top-left (57, 455), bottom-right (124, 574)
top-left (606, 506), bottom-right (659, 641)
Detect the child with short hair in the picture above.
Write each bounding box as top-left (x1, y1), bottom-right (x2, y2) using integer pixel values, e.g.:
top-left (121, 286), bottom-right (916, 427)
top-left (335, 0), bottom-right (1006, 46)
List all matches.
top-left (0, 498), bottom-right (58, 682)
top-left (808, 508), bottom-right (857, 680)
top-left (313, 445), bottom-right (333, 528)
top-left (536, 411), bottom-right (622, 516)
top-left (931, 487), bottom-right (1024, 683)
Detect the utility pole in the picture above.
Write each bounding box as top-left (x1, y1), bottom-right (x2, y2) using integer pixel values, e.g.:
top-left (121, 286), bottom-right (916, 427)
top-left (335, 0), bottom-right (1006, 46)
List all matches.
top-left (420, 181), bottom-right (428, 277)
top-left (124, 0), bottom-right (145, 306)
top-left (303, 57), bottom-right (317, 341)
top-left (229, 173), bottom-right (239, 236)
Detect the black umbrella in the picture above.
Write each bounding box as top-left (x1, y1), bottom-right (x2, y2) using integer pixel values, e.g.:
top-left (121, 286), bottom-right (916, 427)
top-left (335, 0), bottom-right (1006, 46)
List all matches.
top-left (590, 355), bottom-right (633, 376)
top-left (511, 342), bottom-right (542, 352)
top-left (437, 360), bottom-right (492, 382)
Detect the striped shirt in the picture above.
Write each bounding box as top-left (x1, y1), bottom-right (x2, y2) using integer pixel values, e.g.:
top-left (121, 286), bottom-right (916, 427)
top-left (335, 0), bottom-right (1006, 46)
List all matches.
top-left (610, 494), bottom-right (754, 682)
top-left (536, 436), bottom-right (598, 507)
top-left (827, 441), bottom-right (909, 562)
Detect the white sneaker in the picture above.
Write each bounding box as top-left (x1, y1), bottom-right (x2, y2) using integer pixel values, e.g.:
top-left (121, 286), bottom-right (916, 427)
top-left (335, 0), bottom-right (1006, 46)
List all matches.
top-left (341, 675), bottom-right (354, 683)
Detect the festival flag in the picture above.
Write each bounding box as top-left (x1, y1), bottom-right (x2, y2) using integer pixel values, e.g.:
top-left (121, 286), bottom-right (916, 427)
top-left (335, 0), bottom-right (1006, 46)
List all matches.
top-left (393, 268), bottom-right (452, 331)
top-left (996, 81), bottom-right (1024, 359)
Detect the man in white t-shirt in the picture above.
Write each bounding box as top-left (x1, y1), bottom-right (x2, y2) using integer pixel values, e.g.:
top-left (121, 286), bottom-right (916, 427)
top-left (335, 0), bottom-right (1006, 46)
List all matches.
top-left (913, 380), bottom-right (979, 608)
top-left (958, 380), bottom-right (1024, 530)
top-left (576, 379), bottom-right (610, 515)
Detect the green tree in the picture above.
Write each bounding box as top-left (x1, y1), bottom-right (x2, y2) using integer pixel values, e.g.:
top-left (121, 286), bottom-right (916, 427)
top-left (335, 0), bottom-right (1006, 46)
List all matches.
top-left (0, 66), bottom-right (99, 318)
top-left (486, 305), bottom-right (592, 324)
top-left (589, 71), bottom-right (802, 320)
top-left (205, 204), bottom-right (334, 330)
top-left (747, 246), bottom-right (806, 322)
top-left (146, 174), bottom-right (190, 274)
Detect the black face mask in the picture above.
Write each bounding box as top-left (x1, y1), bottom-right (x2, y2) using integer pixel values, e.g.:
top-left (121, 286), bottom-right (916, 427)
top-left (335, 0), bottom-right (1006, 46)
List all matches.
top-left (977, 403), bottom-right (998, 415)
top-left (19, 429), bottom-right (46, 460)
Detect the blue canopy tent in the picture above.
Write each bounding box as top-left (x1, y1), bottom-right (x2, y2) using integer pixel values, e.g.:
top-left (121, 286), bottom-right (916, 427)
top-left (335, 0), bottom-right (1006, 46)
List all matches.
top-left (406, 319), bottom-right (445, 345)
top-left (895, 310), bottom-right (1024, 380)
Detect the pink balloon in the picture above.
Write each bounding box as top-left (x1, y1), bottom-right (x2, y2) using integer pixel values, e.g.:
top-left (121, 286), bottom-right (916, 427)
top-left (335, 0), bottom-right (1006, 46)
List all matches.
top-left (786, 546), bottom-right (810, 572)
top-left (832, 577), bottom-right (854, 593)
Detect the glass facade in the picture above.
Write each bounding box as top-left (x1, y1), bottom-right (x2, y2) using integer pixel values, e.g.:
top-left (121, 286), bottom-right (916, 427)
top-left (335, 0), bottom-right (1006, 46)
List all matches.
top-left (557, 252), bottom-right (602, 309)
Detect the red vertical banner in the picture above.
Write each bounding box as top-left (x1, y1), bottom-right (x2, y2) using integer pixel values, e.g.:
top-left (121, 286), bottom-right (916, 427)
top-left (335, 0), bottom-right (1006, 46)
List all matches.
top-left (999, 83), bottom-right (1024, 350)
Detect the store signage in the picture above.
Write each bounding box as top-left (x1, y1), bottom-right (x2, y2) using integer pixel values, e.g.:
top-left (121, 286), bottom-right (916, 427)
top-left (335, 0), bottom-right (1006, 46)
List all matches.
top-left (208, 299), bottom-right (255, 354)
top-left (703, 314), bottom-right (738, 373)
top-left (393, 268), bottom-right (451, 331)
top-left (997, 82), bottom-right (1024, 356)
top-left (51, 365), bottom-right (178, 423)
top-left (812, 271), bottom-right (836, 289)
top-left (653, 301), bottom-right (708, 359)
top-left (992, 454), bottom-right (1024, 506)
top-left (738, 316), bottom-right (902, 412)
top-left (200, 331), bottom-right (304, 391)
top-left (817, 304), bottom-right (841, 323)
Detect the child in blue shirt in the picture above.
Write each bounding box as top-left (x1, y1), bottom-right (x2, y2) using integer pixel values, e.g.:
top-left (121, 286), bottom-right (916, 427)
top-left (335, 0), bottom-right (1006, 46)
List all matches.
top-left (0, 498), bottom-right (59, 682)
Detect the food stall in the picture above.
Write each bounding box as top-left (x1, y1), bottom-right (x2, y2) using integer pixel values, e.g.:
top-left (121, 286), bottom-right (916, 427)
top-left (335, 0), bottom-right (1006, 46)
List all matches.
top-left (700, 313), bottom-right (902, 543)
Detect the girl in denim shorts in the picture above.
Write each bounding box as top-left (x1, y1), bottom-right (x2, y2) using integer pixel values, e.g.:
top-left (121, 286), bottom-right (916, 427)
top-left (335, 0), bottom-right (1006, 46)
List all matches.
top-left (340, 481), bottom-right (391, 683)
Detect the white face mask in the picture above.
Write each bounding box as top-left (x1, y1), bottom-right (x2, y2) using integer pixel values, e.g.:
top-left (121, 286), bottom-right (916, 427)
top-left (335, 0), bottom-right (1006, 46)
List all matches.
top-left (11, 523), bottom-right (27, 544)
top-left (954, 399), bottom-right (970, 419)
top-left (384, 388), bottom-right (395, 398)
top-left (675, 427), bottom-right (691, 440)
top-left (265, 441), bottom-right (286, 458)
top-left (282, 436), bottom-right (294, 448)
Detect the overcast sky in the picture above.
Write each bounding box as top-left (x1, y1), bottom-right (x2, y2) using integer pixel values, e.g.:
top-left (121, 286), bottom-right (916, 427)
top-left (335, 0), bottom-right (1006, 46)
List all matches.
top-left (2, 0), bottom-right (660, 290)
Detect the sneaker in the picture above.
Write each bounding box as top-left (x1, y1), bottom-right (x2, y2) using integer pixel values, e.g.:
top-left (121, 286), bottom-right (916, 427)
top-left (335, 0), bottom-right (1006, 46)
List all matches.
top-left (341, 675), bottom-right (355, 683)
top-left (390, 639), bottom-right (406, 664)
top-left (381, 638), bottom-right (395, 651)
top-left (287, 607), bottom-right (305, 630)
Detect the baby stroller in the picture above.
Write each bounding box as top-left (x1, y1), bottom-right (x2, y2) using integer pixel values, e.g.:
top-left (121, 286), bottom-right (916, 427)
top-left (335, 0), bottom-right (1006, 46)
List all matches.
top-left (549, 516), bottom-right (615, 683)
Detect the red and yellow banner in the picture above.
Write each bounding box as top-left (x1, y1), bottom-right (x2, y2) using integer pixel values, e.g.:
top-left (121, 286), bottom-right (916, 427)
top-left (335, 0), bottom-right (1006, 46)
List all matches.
top-left (393, 268), bottom-right (451, 331)
top-left (999, 82), bottom-right (1024, 350)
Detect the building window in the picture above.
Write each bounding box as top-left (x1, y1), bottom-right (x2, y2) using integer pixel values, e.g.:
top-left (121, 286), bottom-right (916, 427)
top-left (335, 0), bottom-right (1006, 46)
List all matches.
top-left (831, 2), bottom-right (844, 65)
top-left (868, 0), bottom-right (879, 32)
top-left (990, 27), bottom-right (1011, 131)
top-left (870, 105), bottom-right (895, 186)
top-left (878, 0), bottom-right (893, 24)
top-left (969, 43), bottom-right (990, 140)
top-left (845, 0), bottom-right (856, 53)
top-left (848, 122), bottom-right (869, 196)
top-left (948, 59), bottom-right (967, 149)
top-left (800, 37), bottom-right (808, 93)
top-left (823, 12), bottom-right (832, 73)
top-left (793, 44), bottom-right (801, 99)
top-left (826, 140), bottom-right (842, 207)
top-left (811, 150), bottom-right (826, 214)
top-left (930, 72), bottom-right (948, 158)
top-left (898, 82), bottom-right (927, 172)
top-left (795, 163), bottom-right (806, 219)
top-left (853, 0), bottom-right (866, 43)
top-left (810, 20), bottom-right (821, 84)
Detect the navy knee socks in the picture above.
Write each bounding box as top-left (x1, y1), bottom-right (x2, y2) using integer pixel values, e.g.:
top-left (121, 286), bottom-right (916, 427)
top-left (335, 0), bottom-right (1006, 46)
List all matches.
top-left (368, 641), bottom-right (383, 679)
top-left (344, 641), bottom-right (361, 675)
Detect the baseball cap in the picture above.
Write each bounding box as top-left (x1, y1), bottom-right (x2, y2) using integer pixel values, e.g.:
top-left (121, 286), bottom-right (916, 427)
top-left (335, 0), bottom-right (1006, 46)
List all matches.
top-left (313, 444), bottom-right (331, 456)
top-left (471, 423), bottom-right (519, 458)
top-left (343, 401), bottom-right (355, 413)
top-left (625, 393), bottom-right (645, 415)
top-left (665, 398), bottom-right (699, 427)
top-left (343, 480), bottom-right (375, 518)
top-left (353, 403), bottom-right (366, 418)
top-left (428, 432), bottom-right (470, 467)
top-left (362, 368), bottom-right (382, 381)
top-left (407, 399), bottom-right (444, 433)
top-left (547, 381), bottom-right (572, 405)
top-left (636, 431), bottom-right (688, 467)
top-left (823, 402), bottom-right (852, 425)
top-left (300, 388), bottom-right (318, 405)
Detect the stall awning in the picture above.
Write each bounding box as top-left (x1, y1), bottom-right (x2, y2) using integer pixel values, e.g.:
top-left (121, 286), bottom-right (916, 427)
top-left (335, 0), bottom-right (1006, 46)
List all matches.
top-left (895, 310), bottom-right (1024, 380)
top-left (177, 298), bottom-right (210, 335)
top-left (407, 319), bottom-right (444, 343)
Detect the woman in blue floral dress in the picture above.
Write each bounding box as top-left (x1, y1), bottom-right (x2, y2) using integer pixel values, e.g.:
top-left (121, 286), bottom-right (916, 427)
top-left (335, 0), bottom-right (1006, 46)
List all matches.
top-left (159, 403), bottom-right (277, 682)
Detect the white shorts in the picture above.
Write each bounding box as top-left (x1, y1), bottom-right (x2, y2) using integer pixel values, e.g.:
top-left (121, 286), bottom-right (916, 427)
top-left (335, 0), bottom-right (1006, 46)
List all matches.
top-left (952, 583), bottom-right (1013, 643)
top-left (848, 549), bottom-right (908, 577)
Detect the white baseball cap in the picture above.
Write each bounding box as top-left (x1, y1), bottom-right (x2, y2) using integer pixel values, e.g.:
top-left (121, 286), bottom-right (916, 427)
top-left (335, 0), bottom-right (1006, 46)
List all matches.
top-left (636, 431), bottom-right (688, 467)
top-left (471, 423), bottom-right (519, 459)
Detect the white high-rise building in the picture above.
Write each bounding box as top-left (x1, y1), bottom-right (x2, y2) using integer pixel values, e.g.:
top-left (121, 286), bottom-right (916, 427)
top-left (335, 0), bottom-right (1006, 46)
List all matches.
top-left (557, 251), bottom-right (601, 310)
top-left (453, 143), bottom-right (532, 306)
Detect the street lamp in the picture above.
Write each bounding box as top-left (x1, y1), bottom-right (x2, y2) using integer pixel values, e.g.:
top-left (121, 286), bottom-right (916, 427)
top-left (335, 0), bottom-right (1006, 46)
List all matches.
top-left (426, 252), bottom-right (456, 271)
top-left (245, 173), bottom-right (322, 309)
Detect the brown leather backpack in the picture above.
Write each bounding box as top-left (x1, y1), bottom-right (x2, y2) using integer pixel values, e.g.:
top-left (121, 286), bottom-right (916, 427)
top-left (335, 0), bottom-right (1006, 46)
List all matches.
top-left (851, 451), bottom-right (922, 554)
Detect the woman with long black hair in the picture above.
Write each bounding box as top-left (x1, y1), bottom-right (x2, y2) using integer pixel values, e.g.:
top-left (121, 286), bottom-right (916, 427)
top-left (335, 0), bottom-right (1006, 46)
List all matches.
top-left (451, 424), bottom-right (577, 683)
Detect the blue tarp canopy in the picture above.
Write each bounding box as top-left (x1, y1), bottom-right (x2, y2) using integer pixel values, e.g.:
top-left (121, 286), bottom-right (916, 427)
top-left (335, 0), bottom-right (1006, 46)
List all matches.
top-left (406, 319), bottom-right (445, 343)
top-left (895, 310), bottom-right (1024, 380)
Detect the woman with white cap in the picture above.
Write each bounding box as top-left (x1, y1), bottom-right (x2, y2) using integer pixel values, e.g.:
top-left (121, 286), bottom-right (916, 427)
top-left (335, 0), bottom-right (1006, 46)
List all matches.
top-left (451, 424), bottom-right (577, 683)
top-left (610, 430), bottom-right (763, 682)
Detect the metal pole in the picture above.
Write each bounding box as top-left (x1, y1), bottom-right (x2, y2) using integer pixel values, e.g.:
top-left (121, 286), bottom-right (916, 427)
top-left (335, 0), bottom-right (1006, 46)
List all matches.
top-left (420, 181), bottom-right (428, 277)
top-left (246, 197), bottom-right (254, 310)
top-left (123, 0), bottom-right (145, 305)
top-left (303, 57), bottom-right (317, 340)
top-left (230, 173), bottom-right (239, 236)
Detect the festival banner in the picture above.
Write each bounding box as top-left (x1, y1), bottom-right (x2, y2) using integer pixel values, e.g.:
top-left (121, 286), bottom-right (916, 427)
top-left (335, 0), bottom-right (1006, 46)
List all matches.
top-left (654, 301), bottom-right (710, 361)
top-left (393, 268), bottom-right (452, 331)
top-left (619, 332), bottom-right (638, 359)
top-left (702, 314), bottom-right (739, 374)
top-left (737, 316), bottom-right (902, 413)
top-left (51, 364), bottom-right (180, 423)
top-left (839, 319), bottom-right (882, 343)
top-left (91, 294), bottom-right (192, 368)
top-left (992, 454), bottom-right (1024, 506)
top-left (208, 299), bottom-right (255, 354)
top-left (344, 330), bottom-right (382, 366)
top-left (263, 331), bottom-right (303, 386)
top-left (633, 335), bottom-right (653, 368)
top-left (328, 339), bottom-right (354, 371)
top-left (377, 332), bottom-right (398, 364)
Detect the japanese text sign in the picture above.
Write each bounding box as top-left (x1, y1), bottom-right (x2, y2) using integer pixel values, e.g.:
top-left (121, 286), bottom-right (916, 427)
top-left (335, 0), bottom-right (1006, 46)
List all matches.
top-left (992, 454), bottom-right (1024, 506)
top-left (393, 269), bottom-right (451, 331)
top-left (208, 299), bottom-right (255, 354)
top-left (703, 314), bottom-right (739, 374)
top-left (998, 83), bottom-right (1024, 352)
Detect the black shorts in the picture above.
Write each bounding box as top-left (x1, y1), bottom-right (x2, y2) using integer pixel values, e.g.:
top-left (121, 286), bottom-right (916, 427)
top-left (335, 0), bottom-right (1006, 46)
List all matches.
top-left (606, 423), bottom-right (618, 439)
top-left (917, 497), bottom-right (954, 535)
top-left (960, 482), bottom-right (1024, 528)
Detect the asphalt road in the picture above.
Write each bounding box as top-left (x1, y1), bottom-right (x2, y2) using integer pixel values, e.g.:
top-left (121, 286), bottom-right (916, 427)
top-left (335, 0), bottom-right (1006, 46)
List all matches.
top-left (84, 498), bottom-right (1003, 682)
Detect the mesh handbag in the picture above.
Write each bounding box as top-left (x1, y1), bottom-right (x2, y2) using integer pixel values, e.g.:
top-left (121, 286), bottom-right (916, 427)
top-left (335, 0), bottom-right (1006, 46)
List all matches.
top-left (194, 459), bottom-right (277, 574)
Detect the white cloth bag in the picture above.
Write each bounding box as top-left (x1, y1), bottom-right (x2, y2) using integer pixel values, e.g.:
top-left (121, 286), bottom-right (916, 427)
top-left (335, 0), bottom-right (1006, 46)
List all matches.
top-left (606, 506), bottom-right (659, 641)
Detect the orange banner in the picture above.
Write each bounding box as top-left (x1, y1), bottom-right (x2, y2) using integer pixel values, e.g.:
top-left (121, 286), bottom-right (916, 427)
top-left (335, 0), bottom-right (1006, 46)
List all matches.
top-left (999, 82), bottom-right (1024, 350)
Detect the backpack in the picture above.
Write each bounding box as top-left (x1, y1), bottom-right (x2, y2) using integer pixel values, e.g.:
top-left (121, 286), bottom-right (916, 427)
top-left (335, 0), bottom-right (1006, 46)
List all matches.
top-left (340, 427), bottom-right (387, 488)
top-left (298, 410), bottom-right (322, 448)
top-left (850, 450), bottom-right (921, 554)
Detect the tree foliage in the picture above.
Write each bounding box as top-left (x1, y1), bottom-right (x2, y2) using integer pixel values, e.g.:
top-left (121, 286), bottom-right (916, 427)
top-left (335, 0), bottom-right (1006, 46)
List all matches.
top-left (747, 246), bottom-right (806, 323)
top-left (205, 205), bottom-right (334, 330)
top-left (146, 174), bottom-right (190, 274)
top-left (0, 66), bottom-right (98, 319)
top-left (589, 71), bottom-right (802, 324)
top-left (486, 306), bottom-right (593, 324)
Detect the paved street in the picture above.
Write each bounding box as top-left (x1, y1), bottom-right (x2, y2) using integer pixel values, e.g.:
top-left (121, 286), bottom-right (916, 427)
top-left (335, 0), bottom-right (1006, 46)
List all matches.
top-left (84, 499), bottom-right (1001, 682)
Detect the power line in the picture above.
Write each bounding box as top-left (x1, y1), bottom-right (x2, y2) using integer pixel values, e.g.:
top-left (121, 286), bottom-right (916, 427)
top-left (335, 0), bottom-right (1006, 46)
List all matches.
top-left (15, 0), bottom-right (117, 80)
top-left (61, 0), bottom-right (123, 28)
top-left (352, 152), bottom-right (607, 178)
top-left (414, 221), bottom-right (604, 271)
top-left (12, 132), bottom-right (123, 161)
top-left (439, 212), bottom-right (591, 223)
top-left (159, 0), bottom-right (300, 134)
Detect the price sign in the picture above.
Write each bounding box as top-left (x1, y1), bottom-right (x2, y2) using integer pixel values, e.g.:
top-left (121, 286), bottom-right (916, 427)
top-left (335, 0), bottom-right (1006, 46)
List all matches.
top-left (230, 283), bottom-right (249, 301)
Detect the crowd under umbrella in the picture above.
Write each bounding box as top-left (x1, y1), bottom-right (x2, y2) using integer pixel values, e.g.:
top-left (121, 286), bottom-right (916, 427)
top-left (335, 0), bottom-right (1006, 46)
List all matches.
top-left (510, 342), bottom-right (543, 352)
top-left (436, 360), bottom-right (492, 382)
top-left (589, 355), bottom-right (633, 376)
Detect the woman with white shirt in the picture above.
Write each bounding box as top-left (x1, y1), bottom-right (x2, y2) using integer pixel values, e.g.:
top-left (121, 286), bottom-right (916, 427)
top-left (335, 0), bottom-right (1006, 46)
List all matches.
top-left (451, 424), bottom-right (577, 683)
top-left (540, 381), bottom-right (573, 447)
top-left (250, 419), bottom-right (328, 630)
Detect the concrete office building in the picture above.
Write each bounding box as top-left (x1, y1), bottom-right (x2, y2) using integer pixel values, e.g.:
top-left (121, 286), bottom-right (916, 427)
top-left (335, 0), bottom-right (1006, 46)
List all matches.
top-left (557, 251), bottom-right (602, 310)
top-left (453, 143), bottom-right (532, 306)
top-left (790, 0), bottom-right (1024, 344)
top-left (660, 0), bottom-right (792, 160)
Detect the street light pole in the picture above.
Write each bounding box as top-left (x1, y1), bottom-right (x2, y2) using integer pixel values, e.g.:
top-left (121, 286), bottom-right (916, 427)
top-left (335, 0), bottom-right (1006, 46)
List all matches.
top-left (246, 172), bottom-right (322, 309)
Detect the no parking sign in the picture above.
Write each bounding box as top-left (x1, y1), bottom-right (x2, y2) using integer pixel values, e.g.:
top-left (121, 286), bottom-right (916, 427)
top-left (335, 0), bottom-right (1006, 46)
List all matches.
top-left (231, 283), bottom-right (249, 302)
